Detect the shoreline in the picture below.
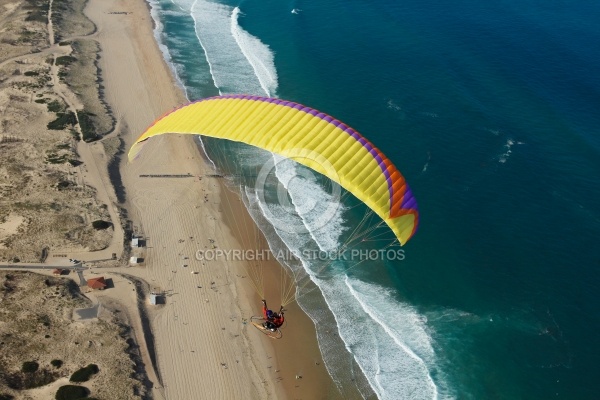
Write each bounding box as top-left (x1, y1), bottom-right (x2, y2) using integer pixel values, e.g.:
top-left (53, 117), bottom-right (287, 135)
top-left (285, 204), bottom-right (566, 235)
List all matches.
top-left (88, 0), bottom-right (343, 398)
top-left (0, 0), bottom-right (357, 395)
top-left (217, 175), bottom-right (341, 398)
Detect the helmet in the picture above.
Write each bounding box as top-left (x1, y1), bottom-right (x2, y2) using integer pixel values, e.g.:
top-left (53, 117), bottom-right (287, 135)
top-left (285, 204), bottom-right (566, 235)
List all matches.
top-left (266, 310), bottom-right (274, 318)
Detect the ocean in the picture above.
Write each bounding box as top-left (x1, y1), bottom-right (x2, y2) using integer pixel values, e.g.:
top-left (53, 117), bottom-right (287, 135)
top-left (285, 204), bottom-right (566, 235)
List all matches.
top-left (147, 0), bottom-right (600, 398)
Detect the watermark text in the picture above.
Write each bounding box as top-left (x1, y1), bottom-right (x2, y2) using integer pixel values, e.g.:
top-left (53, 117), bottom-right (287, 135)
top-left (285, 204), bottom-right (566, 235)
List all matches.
top-left (195, 248), bottom-right (405, 262)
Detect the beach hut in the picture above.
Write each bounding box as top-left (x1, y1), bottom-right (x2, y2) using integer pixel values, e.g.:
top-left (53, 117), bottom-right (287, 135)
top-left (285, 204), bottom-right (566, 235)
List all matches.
top-left (87, 276), bottom-right (107, 290)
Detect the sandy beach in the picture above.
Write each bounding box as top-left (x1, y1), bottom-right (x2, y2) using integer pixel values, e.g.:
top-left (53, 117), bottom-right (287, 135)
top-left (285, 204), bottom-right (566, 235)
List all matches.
top-left (86, 0), bottom-right (340, 398)
top-left (0, 0), bottom-right (344, 396)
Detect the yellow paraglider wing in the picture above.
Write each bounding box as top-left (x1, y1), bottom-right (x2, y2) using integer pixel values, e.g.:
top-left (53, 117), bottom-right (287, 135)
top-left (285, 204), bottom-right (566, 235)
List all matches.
top-left (129, 95), bottom-right (419, 244)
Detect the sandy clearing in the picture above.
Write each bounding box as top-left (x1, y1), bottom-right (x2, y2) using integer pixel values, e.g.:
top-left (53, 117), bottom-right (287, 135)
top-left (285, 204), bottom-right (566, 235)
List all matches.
top-left (0, 214), bottom-right (25, 240)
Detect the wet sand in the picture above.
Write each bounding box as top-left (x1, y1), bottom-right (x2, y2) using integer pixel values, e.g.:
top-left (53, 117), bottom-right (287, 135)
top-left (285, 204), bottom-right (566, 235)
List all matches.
top-left (86, 0), bottom-right (341, 397)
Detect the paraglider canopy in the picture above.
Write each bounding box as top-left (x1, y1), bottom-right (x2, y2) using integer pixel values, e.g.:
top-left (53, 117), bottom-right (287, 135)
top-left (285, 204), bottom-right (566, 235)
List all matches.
top-left (129, 95), bottom-right (419, 245)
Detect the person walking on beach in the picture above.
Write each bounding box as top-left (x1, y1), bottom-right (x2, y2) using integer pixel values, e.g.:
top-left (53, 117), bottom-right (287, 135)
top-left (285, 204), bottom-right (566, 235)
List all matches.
top-left (262, 300), bottom-right (285, 331)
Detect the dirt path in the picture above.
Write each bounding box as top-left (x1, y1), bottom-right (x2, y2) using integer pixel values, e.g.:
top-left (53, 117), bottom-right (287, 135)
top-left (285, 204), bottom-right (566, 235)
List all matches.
top-left (1, 264), bottom-right (166, 398)
top-left (47, 0), bottom-right (54, 46)
top-left (36, 0), bottom-right (126, 262)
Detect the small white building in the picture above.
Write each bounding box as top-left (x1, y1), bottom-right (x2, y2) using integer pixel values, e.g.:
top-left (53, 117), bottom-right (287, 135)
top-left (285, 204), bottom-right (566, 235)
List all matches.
top-left (130, 256), bottom-right (139, 265)
top-left (150, 293), bottom-right (163, 305)
top-left (131, 238), bottom-right (140, 248)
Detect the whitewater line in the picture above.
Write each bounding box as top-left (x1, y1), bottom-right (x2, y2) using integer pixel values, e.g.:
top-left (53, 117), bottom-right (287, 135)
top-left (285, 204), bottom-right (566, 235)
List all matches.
top-left (230, 7), bottom-right (277, 97)
top-left (190, 0), bottom-right (222, 95)
top-left (273, 155), bottom-right (326, 250)
top-left (148, 0), bottom-right (191, 100)
top-left (195, 136), bottom-right (217, 171)
top-left (274, 155), bottom-right (346, 253)
top-left (344, 276), bottom-right (439, 400)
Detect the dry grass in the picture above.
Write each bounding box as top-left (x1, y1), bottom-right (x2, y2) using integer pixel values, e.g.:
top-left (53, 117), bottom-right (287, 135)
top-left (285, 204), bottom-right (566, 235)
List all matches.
top-left (51, 0), bottom-right (95, 42)
top-left (0, 77), bottom-right (112, 261)
top-left (62, 39), bottom-right (114, 138)
top-left (0, 0), bottom-right (49, 61)
top-left (0, 0), bottom-right (115, 262)
top-left (0, 0), bottom-right (152, 398)
top-left (0, 271), bottom-right (146, 399)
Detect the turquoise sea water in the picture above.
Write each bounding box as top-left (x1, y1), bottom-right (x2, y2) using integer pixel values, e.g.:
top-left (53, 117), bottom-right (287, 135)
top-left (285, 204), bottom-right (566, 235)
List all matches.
top-left (148, 0), bottom-right (600, 398)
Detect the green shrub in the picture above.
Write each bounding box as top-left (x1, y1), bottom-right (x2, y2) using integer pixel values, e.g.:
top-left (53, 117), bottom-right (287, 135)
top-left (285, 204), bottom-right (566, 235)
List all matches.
top-left (47, 112), bottom-right (76, 130)
top-left (76, 111), bottom-right (98, 142)
top-left (55, 56), bottom-right (76, 66)
top-left (25, 11), bottom-right (47, 22)
top-left (92, 220), bottom-right (111, 230)
top-left (47, 100), bottom-right (64, 113)
top-left (50, 359), bottom-right (63, 368)
top-left (22, 361), bottom-right (39, 373)
top-left (56, 181), bottom-right (73, 190)
top-left (24, 70), bottom-right (39, 76)
top-left (38, 314), bottom-right (51, 326)
top-left (10, 367), bottom-right (58, 389)
top-left (0, 394), bottom-right (15, 400)
top-left (45, 153), bottom-right (68, 164)
top-left (69, 364), bottom-right (99, 382)
top-left (55, 385), bottom-right (88, 400)
top-left (69, 129), bottom-right (81, 141)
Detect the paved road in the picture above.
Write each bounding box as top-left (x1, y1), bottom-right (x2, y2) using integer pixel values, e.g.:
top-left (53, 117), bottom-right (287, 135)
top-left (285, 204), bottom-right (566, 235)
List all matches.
top-left (0, 262), bottom-right (90, 286)
top-left (0, 262), bottom-right (85, 270)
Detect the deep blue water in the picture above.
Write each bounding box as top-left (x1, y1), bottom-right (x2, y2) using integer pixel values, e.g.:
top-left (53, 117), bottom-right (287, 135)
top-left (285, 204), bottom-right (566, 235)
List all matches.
top-left (149, 0), bottom-right (600, 397)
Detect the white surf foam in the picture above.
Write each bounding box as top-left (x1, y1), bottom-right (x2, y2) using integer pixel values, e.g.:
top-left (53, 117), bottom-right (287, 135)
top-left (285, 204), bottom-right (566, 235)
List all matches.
top-left (244, 171), bottom-right (449, 398)
top-left (251, 190), bottom-right (314, 252)
top-left (387, 99), bottom-right (402, 111)
top-left (147, 0), bottom-right (191, 99)
top-left (165, 0), bottom-right (277, 96)
top-left (498, 138), bottom-right (522, 164)
top-left (343, 277), bottom-right (442, 399)
top-left (243, 187), bottom-right (375, 396)
top-left (230, 7), bottom-right (278, 97)
top-left (273, 155), bottom-right (347, 252)
top-left (151, 2), bottom-right (447, 396)
top-left (193, 136), bottom-right (217, 170)
top-left (422, 151), bottom-right (431, 173)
